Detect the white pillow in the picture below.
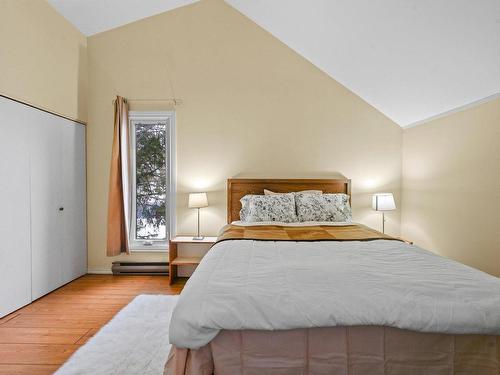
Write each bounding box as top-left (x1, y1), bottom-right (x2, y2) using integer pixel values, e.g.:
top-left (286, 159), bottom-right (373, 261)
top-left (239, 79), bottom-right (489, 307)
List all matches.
top-left (239, 194), bottom-right (298, 223)
top-left (263, 189), bottom-right (322, 195)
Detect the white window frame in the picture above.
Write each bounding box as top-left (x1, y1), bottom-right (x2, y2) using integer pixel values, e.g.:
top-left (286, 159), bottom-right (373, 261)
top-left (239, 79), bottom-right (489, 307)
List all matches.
top-left (128, 111), bottom-right (176, 252)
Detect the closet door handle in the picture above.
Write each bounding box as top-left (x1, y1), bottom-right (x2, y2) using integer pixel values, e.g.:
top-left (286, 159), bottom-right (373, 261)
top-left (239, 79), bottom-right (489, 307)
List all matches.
top-left (59, 207), bottom-right (64, 211)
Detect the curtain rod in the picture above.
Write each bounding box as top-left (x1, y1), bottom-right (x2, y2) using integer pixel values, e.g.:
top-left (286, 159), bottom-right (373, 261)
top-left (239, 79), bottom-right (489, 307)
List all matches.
top-left (112, 98), bottom-right (183, 106)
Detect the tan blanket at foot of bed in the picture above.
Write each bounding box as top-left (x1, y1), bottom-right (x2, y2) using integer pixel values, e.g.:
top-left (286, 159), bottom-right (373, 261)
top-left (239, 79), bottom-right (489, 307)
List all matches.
top-left (165, 326), bottom-right (500, 375)
top-left (216, 223), bottom-right (401, 243)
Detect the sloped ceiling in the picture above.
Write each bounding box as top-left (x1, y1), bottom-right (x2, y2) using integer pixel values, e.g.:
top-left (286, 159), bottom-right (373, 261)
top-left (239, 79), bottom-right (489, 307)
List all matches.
top-left (48, 0), bottom-right (500, 127)
top-left (47, 0), bottom-right (198, 36)
top-left (225, 0), bottom-right (500, 127)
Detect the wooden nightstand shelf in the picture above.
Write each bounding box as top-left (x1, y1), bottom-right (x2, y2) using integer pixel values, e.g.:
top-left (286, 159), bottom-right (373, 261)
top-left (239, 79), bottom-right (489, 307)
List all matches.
top-left (169, 236), bottom-right (217, 285)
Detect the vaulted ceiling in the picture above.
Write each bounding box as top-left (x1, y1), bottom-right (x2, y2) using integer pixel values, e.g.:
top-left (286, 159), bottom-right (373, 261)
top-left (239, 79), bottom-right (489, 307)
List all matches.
top-left (46, 0), bottom-right (198, 36)
top-left (48, 0), bottom-right (500, 127)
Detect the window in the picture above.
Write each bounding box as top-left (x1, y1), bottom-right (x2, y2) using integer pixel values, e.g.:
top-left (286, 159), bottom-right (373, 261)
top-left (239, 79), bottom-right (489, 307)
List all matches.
top-left (129, 112), bottom-right (175, 251)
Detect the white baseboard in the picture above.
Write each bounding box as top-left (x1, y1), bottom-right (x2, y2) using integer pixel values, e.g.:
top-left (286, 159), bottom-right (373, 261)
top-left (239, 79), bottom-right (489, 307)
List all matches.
top-left (87, 268), bottom-right (112, 274)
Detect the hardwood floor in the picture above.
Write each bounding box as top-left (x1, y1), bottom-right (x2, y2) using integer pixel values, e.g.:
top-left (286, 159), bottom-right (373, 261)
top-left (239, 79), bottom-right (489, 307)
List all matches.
top-left (0, 275), bottom-right (185, 375)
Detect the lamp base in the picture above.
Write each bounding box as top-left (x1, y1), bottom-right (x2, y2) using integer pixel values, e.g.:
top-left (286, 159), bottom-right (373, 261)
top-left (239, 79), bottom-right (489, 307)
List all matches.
top-left (192, 236), bottom-right (205, 241)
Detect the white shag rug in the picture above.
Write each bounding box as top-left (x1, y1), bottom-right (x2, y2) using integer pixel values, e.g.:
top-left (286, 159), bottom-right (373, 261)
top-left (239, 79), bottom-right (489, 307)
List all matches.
top-left (55, 294), bottom-right (179, 375)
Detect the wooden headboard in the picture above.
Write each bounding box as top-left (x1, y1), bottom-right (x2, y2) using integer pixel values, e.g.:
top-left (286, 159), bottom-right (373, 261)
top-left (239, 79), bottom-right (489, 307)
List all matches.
top-left (227, 178), bottom-right (351, 223)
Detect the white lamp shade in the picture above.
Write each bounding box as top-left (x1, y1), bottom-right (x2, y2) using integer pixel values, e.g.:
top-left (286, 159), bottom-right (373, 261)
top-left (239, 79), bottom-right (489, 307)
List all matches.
top-left (188, 192), bottom-right (208, 208)
top-left (372, 193), bottom-right (396, 211)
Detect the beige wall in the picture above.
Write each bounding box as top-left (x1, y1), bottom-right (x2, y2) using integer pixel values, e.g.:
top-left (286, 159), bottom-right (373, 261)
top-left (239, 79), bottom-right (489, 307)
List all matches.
top-left (86, 0), bottom-right (402, 272)
top-left (0, 0), bottom-right (87, 122)
top-left (401, 98), bottom-right (500, 276)
top-left (3, 0), bottom-right (498, 278)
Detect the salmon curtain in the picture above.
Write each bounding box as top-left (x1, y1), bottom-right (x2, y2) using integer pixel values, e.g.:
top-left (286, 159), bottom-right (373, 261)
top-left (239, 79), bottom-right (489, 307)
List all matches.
top-left (107, 96), bottom-right (131, 256)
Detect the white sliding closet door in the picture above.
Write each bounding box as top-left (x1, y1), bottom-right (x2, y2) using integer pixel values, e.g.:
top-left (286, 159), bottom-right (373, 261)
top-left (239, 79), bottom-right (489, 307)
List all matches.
top-left (30, 112), bottom-right (64, 300)
top-left (61, 122), bottom-right (87, 284)
top-left (0, 95), bottom-right (87, 313)
top-left (0, 97), bottom-right (32, 316)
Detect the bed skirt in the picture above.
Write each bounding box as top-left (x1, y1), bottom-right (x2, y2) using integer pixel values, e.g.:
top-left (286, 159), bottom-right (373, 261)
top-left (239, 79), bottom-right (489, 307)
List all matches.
top-left (164, 326), bottom-right (499, 375)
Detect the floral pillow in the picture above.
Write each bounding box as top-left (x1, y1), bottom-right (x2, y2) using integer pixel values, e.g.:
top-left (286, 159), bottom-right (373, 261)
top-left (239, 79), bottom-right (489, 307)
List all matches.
top-left (295, 193), bottom-right (352, 222)
top-left (239, 194), bottom-right (298, 223)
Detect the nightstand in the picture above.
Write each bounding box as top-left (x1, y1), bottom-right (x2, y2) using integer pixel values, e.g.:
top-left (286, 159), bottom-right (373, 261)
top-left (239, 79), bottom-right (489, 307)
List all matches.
top-left (168, 236), bottom-right (217, 285)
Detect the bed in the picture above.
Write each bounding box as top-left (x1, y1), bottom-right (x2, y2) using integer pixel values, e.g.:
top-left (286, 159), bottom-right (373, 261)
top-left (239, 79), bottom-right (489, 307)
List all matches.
top-left (165, 178), bottom-right (500, 375)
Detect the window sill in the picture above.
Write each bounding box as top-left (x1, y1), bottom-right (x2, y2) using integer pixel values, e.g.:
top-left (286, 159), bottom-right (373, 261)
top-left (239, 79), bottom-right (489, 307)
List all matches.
top-left (129, 246), bottom-right (168, 253)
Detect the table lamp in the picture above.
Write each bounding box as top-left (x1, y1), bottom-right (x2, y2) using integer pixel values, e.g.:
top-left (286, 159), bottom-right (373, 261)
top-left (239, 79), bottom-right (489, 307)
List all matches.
top-left (188, 192), bottom-right (208, 240)
top-left (372, 193), bottom-right (396, 234)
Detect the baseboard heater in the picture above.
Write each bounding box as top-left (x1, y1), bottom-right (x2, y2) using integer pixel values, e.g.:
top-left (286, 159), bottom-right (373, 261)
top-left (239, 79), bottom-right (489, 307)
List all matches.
top-left (111, 261), bottom-right (169, 276)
